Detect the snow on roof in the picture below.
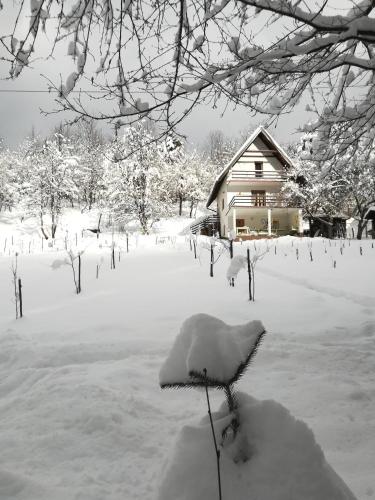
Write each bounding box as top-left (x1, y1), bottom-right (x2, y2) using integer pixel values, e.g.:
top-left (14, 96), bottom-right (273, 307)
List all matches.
top-left (206, 126), bottom-right (295, 208)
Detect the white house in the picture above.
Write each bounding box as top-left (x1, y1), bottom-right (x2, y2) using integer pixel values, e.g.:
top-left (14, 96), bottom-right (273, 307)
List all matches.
top-left (206, 126), bottom-right (303, 239)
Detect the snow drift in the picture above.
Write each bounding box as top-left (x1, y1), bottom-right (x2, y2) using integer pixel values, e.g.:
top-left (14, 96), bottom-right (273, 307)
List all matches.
top-left (158, 392), bottom-right (358, 500)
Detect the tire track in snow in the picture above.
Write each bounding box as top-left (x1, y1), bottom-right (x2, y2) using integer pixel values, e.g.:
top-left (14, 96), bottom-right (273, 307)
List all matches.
top-left (258, 266), bottom-right (375, 308)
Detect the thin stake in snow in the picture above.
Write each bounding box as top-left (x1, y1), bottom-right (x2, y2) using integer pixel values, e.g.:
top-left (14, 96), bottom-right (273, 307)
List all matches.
top-left (210, 243), bottom-right (214, 278)
top-left (111, 245), bottom-right (116, 270)
top-left (308, 241), bottom-right (313, 261)
top-left (18, 278), bottom-right (23, 318)
top-left (78, 254), bottom-right (82, 293)
top-left (247, 248), bottom-right (252, 301)
top-left (11, 253), bottom-right (20, 319)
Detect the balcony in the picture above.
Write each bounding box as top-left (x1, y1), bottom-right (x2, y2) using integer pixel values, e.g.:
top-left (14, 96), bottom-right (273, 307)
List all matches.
top-left (228, 170), bottom-right (287, 182)
top-left (226, 194), bottom-right (289, 213)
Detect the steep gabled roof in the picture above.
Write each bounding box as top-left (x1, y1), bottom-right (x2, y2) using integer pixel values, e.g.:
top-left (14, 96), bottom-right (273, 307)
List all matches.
top-left (206, 126), bottom-right (295, 208)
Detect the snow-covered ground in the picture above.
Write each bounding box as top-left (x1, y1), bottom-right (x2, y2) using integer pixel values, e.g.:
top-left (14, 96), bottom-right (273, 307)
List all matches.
top-left (0, 216), bottom-right (374, 499)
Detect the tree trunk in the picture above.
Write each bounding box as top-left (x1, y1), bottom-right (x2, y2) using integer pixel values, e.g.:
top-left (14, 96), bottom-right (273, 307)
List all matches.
top-left (356, 219), bottom-right (366, 240)
top-left (189, 200), bottom-right (194, 218)
top-left (97, 213), bottom-right (102, 238)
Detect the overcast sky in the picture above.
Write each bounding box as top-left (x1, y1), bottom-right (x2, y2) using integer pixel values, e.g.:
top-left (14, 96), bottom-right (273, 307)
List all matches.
top-left (0, 1), bottom-right (351, 149)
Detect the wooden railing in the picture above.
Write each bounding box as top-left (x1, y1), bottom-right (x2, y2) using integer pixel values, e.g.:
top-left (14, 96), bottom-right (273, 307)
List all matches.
top-left (227, 194), bottom-right (288, 213)
top-left (229, 170), bottom-right (287, 181)
top-left (189, 214), bottom-right (220, 235)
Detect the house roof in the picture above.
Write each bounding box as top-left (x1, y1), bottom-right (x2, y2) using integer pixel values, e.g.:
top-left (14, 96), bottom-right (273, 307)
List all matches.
top-left (206, 126), bottom-right (295, 208)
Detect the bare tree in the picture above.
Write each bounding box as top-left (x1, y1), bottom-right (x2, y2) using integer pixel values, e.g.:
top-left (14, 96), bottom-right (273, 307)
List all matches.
top-left (2, 2), bottom-right (375, 155)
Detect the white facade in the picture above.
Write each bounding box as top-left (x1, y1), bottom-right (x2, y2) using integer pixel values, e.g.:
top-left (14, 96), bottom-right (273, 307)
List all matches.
top-left (207, 127), bottom-right (303, 238)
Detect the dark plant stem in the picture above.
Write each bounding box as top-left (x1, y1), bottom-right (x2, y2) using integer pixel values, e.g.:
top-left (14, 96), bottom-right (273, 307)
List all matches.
top-left (224, 384), bottom-right (236, 414)
top-left (203, 369), bottom-right (222, 500)
top-left (210, 244), bottom-right (214, 277)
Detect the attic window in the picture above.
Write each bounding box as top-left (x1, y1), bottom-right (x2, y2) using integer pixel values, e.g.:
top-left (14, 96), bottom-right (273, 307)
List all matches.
top-left (255, 162), bottom-right (263, 178)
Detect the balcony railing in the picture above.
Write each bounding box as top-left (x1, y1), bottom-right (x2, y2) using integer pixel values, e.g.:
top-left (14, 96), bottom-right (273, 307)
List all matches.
top-left (226, 194), bottom-right (289, 213)
top-left (228, 170), bottom-right (287, 182)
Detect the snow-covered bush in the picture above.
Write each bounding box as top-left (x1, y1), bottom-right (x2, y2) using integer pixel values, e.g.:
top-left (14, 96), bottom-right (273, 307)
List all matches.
top-left (158, 313), bottom-right (357, 500)
top-left (226, 255), bottom-right (246, 287)
top-left (52, 248), bottom-right (84, 294)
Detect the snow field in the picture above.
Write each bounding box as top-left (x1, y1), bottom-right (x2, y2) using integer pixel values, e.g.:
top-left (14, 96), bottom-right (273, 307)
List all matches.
top-left (0, 231), bottom-right (374, 499)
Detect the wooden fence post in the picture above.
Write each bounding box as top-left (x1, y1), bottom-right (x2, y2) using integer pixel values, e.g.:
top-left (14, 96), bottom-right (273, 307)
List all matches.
top-left (18, 278), bottom-right (23, 318)
top-left (210, 244), bottom-right (214, 277)
top-left (78, 254), bottom-right (81, 293)
top-left (247, 248), bottom-right (252, 301)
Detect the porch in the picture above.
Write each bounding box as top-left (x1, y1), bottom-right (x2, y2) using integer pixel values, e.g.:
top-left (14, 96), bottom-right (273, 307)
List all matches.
top-left (223, 205), bottom-right (303, 239)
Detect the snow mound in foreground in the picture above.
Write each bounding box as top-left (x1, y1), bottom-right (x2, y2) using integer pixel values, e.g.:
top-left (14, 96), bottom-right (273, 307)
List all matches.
top-left (159, 314), bottom-right (265, 385)
top-left (158, 392), bottom-right (357, 500)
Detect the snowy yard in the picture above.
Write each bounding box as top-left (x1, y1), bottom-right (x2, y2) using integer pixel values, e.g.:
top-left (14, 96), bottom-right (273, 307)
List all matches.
top-left (0, 231), bottom-right (374, 500)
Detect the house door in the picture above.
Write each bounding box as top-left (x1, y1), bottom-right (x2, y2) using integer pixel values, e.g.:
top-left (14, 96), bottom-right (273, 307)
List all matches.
top-left (252, 190), bottom-right (266, 207)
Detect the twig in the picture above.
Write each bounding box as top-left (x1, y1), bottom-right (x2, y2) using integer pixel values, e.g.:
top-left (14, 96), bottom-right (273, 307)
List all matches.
top-left (203, 368), bottom-right (222, 500)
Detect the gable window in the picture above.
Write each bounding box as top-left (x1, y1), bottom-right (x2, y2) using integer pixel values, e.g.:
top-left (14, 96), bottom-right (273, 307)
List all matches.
top-left (255, 162), bottom-right (263, 178)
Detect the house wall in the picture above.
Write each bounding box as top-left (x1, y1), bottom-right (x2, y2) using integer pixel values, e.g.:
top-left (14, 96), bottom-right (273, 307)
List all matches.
top-left (217, 188), bottom-right (228, 236)
top-left (224, 136), bottom-right (286, 206)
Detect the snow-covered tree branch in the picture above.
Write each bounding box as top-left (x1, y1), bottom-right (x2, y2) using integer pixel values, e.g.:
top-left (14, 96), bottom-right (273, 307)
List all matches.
top-left (3, 1), bottom-right (375, 156)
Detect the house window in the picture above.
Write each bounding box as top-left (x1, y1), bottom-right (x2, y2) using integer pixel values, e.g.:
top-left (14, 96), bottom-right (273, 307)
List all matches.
top-left (252, 190), bottom-right (266, 207)
top-left (255, 162), bottom-right (263, 178)
top-left (236, 218), bottom-right (245, 227)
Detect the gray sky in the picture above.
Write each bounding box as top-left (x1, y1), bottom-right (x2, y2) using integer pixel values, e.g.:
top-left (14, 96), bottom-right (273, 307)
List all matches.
top-left (0, 1), bottom-right (348, 149)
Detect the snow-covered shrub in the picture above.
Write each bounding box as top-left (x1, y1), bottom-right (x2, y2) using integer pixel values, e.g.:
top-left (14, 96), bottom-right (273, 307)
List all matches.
top-left (160, 314), bottom-right (266, 452)
top-left (52, 248), bottom-right (84, 294)
top-left (226, 255), bottom-right (246, 287)
top-left (158, 313), bottom-right (358, 500)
